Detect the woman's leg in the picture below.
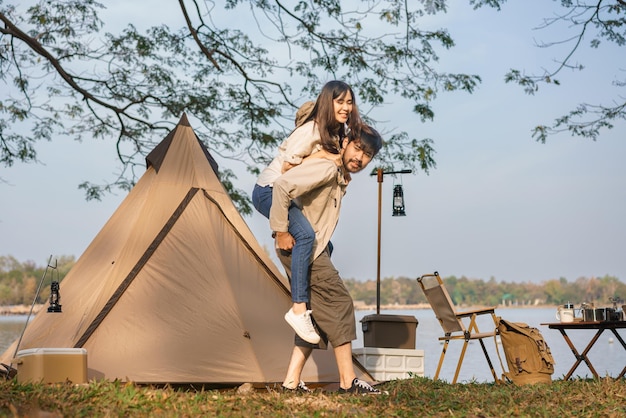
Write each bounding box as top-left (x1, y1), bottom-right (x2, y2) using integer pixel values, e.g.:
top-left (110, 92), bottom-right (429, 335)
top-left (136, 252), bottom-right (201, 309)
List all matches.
top-left (279, 216), bottom-right (320, 344)
top-left (254, 184), bottom-right (314, 304)
top-left (287, 204), bottom-right (315, 304)
top-left (252, 184), bottom-right (272, 218)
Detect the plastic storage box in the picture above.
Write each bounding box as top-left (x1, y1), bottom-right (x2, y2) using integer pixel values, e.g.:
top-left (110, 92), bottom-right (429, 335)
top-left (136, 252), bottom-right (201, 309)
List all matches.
top-left (15, 348), bottom-right (87, 384)
top-left (353, 347), bottom-right (425, 381)
top-left (360, 314), bottom-right (419, 349)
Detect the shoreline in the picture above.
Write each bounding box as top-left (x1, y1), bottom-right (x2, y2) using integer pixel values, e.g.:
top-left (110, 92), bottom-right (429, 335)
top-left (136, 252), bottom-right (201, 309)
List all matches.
top-left (0, 305), bottom-right (43, 316)
top-left (1, 303), bottom-right (557, 316)
top-left (352, 303), bottom-right (555, 311)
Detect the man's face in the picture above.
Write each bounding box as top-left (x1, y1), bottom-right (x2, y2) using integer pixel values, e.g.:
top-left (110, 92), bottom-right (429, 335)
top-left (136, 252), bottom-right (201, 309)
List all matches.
top-left (333, 91), bottom-right (353, 124)
top-left (342, 139), bottom-right (374, 173)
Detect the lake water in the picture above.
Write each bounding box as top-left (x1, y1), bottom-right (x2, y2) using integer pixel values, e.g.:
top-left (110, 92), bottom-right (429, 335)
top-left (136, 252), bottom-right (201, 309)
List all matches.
top-left (0, 315), bottom-right (28, 361)
top-left (1, 308), bottom-right (624, 382)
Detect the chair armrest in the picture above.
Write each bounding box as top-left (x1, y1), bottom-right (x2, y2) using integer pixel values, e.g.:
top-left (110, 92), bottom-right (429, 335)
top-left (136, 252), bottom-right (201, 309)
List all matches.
top-left (437, 331), bottom-right (497, 341)
top-left (456, 306), bottom-right (497, 317)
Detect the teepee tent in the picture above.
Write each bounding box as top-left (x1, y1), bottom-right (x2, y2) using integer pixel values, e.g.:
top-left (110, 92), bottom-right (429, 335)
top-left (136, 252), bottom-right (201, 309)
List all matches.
top-left (1, 114), bottom-right (371, 385)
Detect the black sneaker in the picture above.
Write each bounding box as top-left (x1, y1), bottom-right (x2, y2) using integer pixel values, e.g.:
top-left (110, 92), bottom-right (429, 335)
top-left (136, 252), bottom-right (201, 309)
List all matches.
top-left (338, 378), bottom-right (384, 395)
top-left (281, 380), bottom-right (312, 394)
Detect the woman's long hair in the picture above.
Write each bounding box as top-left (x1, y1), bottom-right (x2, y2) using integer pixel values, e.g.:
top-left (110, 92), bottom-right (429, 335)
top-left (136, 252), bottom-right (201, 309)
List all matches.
top-left (303, 80), bottom-right (362, 154)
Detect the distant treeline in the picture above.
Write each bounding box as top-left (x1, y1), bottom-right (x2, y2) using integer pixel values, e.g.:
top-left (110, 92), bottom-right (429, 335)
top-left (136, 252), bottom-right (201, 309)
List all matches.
top-left (1, 255), bottom-right (624, 309)
top-left (344, 274), bottom-right (626, 308)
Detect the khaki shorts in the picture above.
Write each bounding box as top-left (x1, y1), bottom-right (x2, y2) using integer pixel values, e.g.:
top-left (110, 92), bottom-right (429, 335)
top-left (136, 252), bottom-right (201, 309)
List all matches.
top-left (277, 248), bottom-right (356, 349)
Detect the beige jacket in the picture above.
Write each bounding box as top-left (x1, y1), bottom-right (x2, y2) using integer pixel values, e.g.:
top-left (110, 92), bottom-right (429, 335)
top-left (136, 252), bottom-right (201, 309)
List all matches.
top-left (256, 121), bottom-right (323, 187)
top-left (270, 157), bottom-right (349, 260)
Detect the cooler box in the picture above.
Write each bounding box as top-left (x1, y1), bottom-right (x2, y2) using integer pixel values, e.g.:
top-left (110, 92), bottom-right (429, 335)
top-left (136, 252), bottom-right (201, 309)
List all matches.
top-left (15, 348), bottom-right (87, 384)
top-left (361, 314), bottom-right (418, 349)
top-left (353, 347), bottom-right (425, 381)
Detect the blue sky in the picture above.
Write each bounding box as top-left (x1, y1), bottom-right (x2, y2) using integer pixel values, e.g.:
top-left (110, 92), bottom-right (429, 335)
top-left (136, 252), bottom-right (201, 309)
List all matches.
top-left (1, 1), bottom-right (624, 284)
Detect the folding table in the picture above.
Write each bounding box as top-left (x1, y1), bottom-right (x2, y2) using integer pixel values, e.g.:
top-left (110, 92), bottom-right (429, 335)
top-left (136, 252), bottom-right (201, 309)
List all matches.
top-left (541, 321), bottom-right (626, 380)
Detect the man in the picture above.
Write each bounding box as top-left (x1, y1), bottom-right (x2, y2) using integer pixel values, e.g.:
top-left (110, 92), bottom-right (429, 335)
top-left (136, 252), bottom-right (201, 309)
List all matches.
top-left (269, 125), bottom-right (384, 394)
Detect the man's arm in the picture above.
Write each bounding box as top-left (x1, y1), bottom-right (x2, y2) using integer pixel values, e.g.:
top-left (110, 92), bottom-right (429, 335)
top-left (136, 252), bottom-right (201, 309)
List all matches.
top-left (269, 158), bottom-right (338, 234)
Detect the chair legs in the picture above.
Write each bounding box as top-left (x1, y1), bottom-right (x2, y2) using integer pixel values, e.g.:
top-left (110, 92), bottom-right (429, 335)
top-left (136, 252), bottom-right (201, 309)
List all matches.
top-left (478, 339), bottom-right (500, 383)
top-left (454, 340), bottom-right (471, 384)
top-left (434, 339), bottom-right (448, 381)
top-left (435, 337), bottom-right (501, 384)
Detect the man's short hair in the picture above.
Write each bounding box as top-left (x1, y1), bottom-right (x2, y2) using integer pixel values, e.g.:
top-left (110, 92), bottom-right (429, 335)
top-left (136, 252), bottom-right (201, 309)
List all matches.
top-left (355, 124), bottom-right (383, 157)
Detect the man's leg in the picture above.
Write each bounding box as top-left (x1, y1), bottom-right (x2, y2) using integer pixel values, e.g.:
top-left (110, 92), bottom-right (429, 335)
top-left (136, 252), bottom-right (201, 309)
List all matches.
top-left (304, 252), bottom-right (382, 394)
top-left (334, 342), bottom-right (357, 389)
top-left (278, 249), bottom-right (380, 394)
top-left (282, 345), bottom-right (313, 388)
top-left (335, 341), bottom-right (383, 394)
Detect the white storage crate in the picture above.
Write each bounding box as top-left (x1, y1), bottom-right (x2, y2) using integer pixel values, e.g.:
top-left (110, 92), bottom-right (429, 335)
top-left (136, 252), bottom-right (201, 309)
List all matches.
top-left (353, 347), bottom-right (424, 381)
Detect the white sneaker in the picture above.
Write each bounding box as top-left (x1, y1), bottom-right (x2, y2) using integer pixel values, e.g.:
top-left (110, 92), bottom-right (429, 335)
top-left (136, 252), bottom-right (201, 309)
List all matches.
top-left (284, 308), bottom-right (321, 344)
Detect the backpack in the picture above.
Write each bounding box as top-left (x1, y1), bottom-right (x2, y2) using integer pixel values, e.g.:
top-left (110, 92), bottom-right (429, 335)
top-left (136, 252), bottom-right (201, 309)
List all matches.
top-left (495, 317), bottom-right (555, 385)
top-left (295, 101), bottom-right (315, 127)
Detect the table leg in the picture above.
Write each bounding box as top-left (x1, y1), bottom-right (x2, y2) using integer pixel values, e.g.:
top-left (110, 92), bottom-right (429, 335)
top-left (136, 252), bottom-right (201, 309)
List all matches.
top-left (609, 329), bottom-right (626, 379)
top-left (558, 328), bottom-right (604, 380)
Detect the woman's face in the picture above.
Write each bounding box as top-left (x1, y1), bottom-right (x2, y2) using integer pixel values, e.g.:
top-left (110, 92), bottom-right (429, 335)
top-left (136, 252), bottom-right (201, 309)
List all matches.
top-left (333, 91), bottom-right (353, 124)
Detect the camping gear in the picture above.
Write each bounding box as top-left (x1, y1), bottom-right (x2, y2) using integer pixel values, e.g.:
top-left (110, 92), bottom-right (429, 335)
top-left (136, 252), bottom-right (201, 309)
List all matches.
top-left (352, 347), bottom-right (425, 381)
top-left (582, 307), bottom-right (596, 322)
top-left (595, 307), bottom-right (620, 322)
top-left (416, 271), bottom-right (501, 384)
top-left (15, 348), bottom-right (87, 384)
top-left (556, 303), bottom-right (575, 323)
top-left (496, 317), bottom-right (555, 385)
top-left (11, 257), bottom-right (61, 363)
top-left (0, 114), bottom-right (372, 385)
top-left (360, 314), bottom-right (418, 349)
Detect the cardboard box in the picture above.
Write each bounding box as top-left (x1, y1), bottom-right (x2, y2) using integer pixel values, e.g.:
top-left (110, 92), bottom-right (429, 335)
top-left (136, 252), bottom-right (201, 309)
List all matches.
top-left (361, 314), bottom-right (418, 349)
top-left (15, 348), bottom-right (87, 384)
top-left (353, 347), bottom-right (425, 381)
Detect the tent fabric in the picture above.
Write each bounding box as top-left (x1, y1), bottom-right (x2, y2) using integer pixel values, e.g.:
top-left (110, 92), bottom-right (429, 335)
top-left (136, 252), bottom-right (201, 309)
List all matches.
top-left (145, 113), bottom-right (219, 175)
top-left (1, 114), bottom-right (371, 385)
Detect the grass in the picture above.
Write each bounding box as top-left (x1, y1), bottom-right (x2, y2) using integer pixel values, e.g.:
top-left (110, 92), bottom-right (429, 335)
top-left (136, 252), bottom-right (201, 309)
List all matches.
top-left (2, 377), bottom-right (625, 417)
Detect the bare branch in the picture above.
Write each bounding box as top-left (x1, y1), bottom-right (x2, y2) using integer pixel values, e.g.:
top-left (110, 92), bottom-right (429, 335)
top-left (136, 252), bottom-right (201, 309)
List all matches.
top-left (178, 0), bottom-right (222, 71)
top-left (0, 11), bottom-right (151, 131)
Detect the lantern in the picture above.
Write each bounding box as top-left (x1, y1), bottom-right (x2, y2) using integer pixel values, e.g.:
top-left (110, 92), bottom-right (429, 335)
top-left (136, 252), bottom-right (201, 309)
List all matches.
top-left (47, 280), bottom-right (62, 313)
top-left (392, 184), bottom-right (406, 216)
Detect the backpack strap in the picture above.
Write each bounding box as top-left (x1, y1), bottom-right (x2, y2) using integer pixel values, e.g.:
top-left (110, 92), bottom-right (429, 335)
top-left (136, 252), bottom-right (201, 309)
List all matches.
top-left (494, 317), bottom-right (513, 383)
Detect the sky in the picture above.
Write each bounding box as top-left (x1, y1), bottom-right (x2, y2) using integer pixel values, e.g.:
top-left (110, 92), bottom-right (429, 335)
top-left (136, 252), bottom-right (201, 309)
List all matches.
top-left (1, 1), bottom-right (625, 284)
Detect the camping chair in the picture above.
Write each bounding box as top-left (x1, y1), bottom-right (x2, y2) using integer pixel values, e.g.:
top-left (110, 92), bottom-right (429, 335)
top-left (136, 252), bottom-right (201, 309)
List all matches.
top-left (417, 271), bottom-right (501, 384)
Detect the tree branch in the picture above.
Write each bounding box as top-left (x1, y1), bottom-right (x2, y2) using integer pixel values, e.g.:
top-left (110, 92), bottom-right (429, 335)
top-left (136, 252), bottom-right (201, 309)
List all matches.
top-left (0, 12), bottom-right (123, 114)
top-left (178, 0), bottom-right (222, 71)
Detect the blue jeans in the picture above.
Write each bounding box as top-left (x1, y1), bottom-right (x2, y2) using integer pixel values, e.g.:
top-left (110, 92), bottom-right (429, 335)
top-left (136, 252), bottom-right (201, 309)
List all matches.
top-left (252, 184), bottom-right (315, 303)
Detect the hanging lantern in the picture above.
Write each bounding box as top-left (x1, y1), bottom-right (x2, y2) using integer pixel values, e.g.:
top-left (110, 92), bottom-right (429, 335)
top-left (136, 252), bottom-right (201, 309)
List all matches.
top-left (392, 184), bottom-right (406, 216)
top-left (47, 280), bottom-right (62, 313)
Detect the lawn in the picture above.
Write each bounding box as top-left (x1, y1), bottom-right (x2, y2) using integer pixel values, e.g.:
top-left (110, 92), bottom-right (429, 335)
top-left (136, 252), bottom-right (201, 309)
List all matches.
top-left (2, 376), bottom-right (625, 417)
